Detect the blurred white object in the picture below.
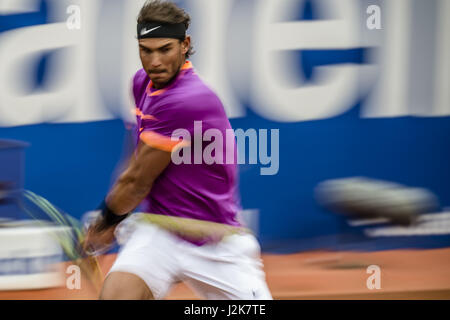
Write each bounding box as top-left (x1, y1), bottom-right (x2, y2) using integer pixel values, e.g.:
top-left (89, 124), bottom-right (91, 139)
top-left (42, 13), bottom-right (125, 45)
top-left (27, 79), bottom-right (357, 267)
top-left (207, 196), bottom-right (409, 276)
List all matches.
top-left (81, 210), bottom-right (101, 232)
top-left (0, 0), bottom-right (39, 14)
top-left (114, 213), bottom-right (141, 246)
top-left (365, 212), bottom-right (450, 237)
top-left (0, 221), bottom-right (70, 290)
top-left (81, 210), bottom-right (116, 255)
top-left (237, 209), bottom-right (259, 236)
top-left (315, 177), bottom-right (439, 225)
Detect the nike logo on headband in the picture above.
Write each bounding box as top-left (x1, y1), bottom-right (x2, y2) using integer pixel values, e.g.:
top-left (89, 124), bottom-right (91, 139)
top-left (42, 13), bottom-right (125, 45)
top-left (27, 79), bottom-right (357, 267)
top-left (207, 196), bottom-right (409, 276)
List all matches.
top-left (141, 25), bottom-right (162, 36)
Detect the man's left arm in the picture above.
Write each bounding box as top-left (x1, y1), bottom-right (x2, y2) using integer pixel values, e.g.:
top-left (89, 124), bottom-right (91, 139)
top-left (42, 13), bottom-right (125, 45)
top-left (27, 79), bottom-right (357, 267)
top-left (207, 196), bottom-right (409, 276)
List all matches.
top-left (106, 140), bottom-right (172, 215)
top-left (84, 140), bottom-right (172, 251)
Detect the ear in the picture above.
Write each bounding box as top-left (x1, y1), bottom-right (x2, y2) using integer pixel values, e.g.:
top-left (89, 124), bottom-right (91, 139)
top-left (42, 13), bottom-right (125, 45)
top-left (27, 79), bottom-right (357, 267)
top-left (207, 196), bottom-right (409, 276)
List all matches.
top-left (182, 36), bottom-right (191, 55)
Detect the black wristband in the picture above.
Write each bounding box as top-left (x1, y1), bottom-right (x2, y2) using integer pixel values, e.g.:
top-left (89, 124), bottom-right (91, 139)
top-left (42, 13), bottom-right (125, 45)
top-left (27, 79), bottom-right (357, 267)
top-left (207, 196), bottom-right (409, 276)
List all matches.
top-left (99, 200), bottom-right (129, 227)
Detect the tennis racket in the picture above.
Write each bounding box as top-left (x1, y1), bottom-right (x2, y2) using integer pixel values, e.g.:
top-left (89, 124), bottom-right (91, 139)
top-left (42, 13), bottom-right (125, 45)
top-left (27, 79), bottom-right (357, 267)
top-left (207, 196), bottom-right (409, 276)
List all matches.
top-left (6, 189), bottom-right (252, 299)
top-left (5, 189), bottom-right (105, 294)
top-left (9, 189), bottom-right (250, 273)
top-left (135, 212), bottom-right (250, 243)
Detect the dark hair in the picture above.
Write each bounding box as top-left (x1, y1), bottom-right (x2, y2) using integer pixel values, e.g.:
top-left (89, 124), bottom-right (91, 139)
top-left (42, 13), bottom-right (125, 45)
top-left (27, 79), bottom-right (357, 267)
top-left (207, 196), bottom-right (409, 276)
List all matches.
top-left (137, 0), bottom-right (194, 58)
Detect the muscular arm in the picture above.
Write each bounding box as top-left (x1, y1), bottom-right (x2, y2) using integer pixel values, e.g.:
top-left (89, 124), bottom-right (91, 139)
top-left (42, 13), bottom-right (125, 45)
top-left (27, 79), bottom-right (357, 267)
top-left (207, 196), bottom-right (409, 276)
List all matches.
top-left (105, 140), bottom-right (172, 215)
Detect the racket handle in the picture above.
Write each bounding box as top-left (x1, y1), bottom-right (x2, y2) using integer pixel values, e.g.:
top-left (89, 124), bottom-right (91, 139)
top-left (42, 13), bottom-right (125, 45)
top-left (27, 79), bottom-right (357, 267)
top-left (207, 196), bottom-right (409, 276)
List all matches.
top-left (81, 210), bottom-right (102, 231)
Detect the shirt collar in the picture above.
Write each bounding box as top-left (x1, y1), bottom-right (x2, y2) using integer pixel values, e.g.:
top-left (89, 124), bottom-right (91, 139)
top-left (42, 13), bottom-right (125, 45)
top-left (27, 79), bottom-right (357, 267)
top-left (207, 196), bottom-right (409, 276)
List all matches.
top-left (146, 60), bottom-right (193, 97)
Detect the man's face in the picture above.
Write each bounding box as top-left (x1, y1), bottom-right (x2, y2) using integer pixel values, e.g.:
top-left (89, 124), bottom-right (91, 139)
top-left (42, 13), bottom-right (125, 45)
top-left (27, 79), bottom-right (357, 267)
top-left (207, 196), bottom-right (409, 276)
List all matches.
top-left (138, 37), bottom-right (190, 89)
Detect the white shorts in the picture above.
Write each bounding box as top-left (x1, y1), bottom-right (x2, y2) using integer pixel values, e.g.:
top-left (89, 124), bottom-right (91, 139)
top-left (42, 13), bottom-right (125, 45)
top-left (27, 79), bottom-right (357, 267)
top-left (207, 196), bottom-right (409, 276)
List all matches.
top-left (108, 214), bottom-right (272, 300)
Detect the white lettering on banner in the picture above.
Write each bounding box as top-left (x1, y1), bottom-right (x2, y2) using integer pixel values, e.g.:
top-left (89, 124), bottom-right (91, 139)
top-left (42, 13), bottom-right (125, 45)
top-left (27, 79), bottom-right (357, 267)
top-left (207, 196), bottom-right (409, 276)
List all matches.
top-left (0, 0), bottom-right (111, 127)
top-left (362, 0), bottom-right (450, 118)
top-left (0, 0), bottom-right (40, 14)
top-left (433, 0), bottom-right (450, 116)
top-left (362, 0), bottom-right (411, 118)
top-left (185, 0), bottom-right (244, 118)
top-left (249, 0), bottom-right (362, 122)
top-left (0, 0), bottom-right (449, 128)
top-left (121, 0), bottom-right (147, 123)
top-left (0, 23), bottom-right (78, 126)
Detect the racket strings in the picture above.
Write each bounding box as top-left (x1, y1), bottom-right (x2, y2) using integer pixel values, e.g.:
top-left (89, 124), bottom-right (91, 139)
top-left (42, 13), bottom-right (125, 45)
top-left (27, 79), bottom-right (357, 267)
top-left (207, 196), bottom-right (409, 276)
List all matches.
top-left (14, 189), bottom-right (104, 294)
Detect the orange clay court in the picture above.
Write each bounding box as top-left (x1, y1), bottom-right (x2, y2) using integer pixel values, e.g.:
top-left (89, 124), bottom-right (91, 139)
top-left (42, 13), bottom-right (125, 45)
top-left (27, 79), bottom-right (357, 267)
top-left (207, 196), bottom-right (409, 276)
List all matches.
top-left (1, 247), bottom-right (449, 300)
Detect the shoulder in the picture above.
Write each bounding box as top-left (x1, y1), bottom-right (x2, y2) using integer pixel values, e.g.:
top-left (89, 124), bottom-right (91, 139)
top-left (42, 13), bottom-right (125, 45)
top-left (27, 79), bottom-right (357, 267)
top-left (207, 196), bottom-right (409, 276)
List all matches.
top-left (132, 68), bottom-right (150, 102)
top-left (133, 68), bottom-right (148, 84)
top-left (157, 76), bottom-right (230, 131)
top-left (167, 72), bottom-right (225, 113)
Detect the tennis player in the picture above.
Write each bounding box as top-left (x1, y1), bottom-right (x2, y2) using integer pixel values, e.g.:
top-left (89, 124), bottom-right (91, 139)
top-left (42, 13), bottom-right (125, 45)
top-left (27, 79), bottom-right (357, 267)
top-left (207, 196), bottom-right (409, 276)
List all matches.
top-left (84, 0), bottom-right (272, 300)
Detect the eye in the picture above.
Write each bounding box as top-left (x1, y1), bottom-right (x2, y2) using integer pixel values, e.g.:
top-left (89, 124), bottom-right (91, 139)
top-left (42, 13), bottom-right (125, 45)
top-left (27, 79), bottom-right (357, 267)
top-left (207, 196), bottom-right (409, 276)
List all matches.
top-left (160, 47), bottom-right (170, 53)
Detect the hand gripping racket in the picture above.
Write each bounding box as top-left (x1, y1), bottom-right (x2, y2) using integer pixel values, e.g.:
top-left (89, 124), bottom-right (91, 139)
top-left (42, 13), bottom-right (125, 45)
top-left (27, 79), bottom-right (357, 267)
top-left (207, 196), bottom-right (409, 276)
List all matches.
top-left (6, 189), bottom-right (105, 294)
